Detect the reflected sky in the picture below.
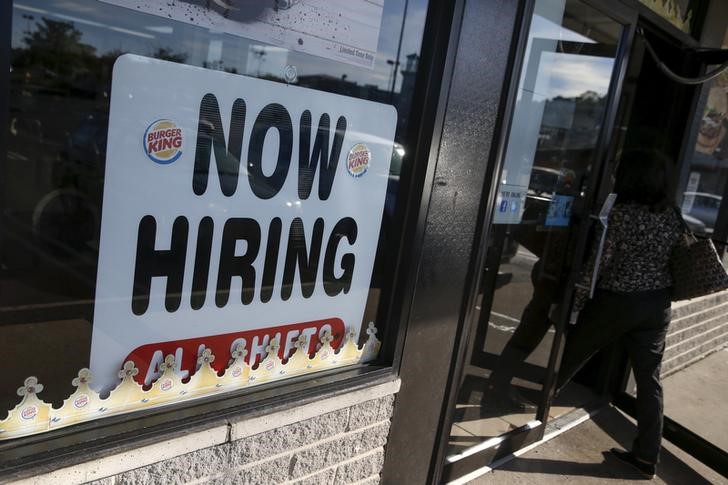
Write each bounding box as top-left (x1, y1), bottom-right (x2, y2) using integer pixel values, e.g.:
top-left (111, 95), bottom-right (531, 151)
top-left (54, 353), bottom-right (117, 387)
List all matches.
top-left (12, 0), bottom-right (428, 92)
top-left (539, 52), bottom-right (613, 98)
top-left (518, 13), bottom-right (616, 101)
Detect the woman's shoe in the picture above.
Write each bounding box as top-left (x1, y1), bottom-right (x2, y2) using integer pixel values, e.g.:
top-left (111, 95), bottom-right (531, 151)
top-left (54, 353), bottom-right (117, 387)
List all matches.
top-left (610, 448), bottom-right (656, 479)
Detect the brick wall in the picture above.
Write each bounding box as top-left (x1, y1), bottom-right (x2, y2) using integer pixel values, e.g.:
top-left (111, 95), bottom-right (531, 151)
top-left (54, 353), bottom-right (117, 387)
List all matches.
top-left (11, 380), bottom-right (400, 485)
top-left (663, 290), bottom-right (728, 376)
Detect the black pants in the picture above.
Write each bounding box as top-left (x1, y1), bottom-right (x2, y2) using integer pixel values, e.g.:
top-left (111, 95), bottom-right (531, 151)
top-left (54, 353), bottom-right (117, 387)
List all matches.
top-left (557, 288), bottom-right (671, 464)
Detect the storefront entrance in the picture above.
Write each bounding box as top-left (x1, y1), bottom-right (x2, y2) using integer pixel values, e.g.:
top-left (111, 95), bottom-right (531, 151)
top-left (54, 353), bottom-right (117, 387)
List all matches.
top-left (432, 0), bottom-right (728, 482)
top-left (437, 0), bottom-right (635, 481)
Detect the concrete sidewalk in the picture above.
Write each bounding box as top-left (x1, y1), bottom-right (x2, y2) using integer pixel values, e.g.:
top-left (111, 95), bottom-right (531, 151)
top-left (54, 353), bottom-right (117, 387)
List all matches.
top-left (470, 405), bottom-right (726, 484)
top-left (470, 348), bottom-right (728, 484)
top-left (662, 348), bottom-right (728, 451)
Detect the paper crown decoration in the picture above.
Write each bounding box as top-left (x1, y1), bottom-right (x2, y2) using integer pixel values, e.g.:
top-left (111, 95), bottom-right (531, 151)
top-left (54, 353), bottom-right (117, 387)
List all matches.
top-left (0, 324), bottom-right (381, 441)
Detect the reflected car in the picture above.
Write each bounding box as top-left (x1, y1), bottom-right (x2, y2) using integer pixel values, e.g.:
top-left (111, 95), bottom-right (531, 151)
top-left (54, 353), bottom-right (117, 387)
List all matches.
top-left (683, 191), bottom-right (722, 234)
top-left (681, 212), bottom-right (707, 234)
top-left (528, 167), bottom-right (561, 196)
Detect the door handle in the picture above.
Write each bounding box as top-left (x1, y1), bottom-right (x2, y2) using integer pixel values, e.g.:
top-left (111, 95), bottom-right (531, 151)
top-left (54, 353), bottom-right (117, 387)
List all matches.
top-left (583, 193), bottom-right (618, 298)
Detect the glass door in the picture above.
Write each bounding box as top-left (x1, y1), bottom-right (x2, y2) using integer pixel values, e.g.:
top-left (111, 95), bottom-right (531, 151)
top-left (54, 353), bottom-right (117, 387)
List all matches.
top-left (441, 0), bottom-right (632, 480)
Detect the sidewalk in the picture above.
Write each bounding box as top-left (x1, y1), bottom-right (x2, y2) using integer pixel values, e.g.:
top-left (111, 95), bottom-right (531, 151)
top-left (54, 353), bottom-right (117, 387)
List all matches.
top-left (662, 347), bottom-right (728, 451)
top-left (470, 406), bottom-right (726, 484)
top-left (470, 348), bottom-right (728, 484)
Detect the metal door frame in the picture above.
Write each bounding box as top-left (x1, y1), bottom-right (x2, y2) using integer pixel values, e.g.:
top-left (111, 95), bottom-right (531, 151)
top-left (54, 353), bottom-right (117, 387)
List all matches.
top-left (383, 0), bottom-right (538, 482)
top-left (433, 0), bottom-right (639, 481)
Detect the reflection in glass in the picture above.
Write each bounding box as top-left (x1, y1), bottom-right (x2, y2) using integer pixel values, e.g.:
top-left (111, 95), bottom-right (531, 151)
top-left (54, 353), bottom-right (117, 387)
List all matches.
top-left (446, 0), bottom-right (620, 458)
top-left (679, 55), bottom-right (728, 237)
top-left (1, 0), bottom-right (429, 412)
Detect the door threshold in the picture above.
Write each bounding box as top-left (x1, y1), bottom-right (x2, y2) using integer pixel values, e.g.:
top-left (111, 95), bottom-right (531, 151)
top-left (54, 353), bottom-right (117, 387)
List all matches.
top-left (445, 420), bottom-right (542, 464)
top-left (446, 402), bottom-right (606, 485)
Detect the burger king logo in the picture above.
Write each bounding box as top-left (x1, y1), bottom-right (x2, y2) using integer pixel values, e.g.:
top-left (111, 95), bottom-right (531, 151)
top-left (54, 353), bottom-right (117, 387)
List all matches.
top-left (144, 119), bottom-right (183, 164)
top-left (160, 378), bottom-right (173, 392)
top-left (347, 143), bottom-right (370, 178)
top-left (73, 394), bottom-right (89, 409)
top-left (21, 405), bottom-right (38, 421)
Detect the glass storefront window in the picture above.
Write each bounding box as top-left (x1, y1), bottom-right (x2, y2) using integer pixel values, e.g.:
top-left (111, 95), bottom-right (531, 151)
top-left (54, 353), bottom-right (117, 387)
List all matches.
top-left (1, 0), bottom-right (429, 440)
top-left (678, 28), bottom-right (728, 239)
top-left (662, 25), bottom-right (728, 459)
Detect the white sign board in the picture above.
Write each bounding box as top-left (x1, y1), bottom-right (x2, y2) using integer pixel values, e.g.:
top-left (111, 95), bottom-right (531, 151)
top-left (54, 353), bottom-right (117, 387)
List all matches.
top-left (98, 0), bottom-right (384, 68)
top-left (90, 54), bottom-right (396, 390)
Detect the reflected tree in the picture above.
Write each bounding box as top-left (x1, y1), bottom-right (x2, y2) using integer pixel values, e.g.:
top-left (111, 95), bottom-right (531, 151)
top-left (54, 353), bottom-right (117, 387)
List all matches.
top-left (150, 47), bottom-right (188, 63)
top-left (13, 19), bottom-right (97, 86)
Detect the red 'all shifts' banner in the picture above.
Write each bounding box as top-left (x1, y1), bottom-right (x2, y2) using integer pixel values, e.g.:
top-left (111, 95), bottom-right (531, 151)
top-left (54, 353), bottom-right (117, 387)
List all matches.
top-left (125, 318), bottom-right (346, 386)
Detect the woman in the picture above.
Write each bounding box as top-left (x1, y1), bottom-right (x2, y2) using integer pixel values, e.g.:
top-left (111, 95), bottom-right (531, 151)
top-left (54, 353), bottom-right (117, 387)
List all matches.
top-left (556, 149), bottom-right (685, 478)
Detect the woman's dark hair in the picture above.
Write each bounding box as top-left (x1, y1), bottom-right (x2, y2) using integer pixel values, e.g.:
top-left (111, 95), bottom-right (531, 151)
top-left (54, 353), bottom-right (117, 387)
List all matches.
top-left (614, 149), bottom-right (674, 211)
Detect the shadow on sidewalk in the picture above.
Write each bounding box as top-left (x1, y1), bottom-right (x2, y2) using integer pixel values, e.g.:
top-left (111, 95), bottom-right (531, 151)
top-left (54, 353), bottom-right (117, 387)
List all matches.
top-left (495, 452), bottom-right (649, 480)
top-left (485, 406), bottom-right (719, 484)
